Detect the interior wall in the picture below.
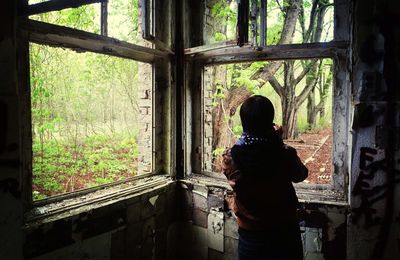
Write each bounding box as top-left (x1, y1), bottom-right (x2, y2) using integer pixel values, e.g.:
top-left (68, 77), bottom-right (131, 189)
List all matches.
top-left (348, 0), bottom-right (400, 259)
top-left (26, 183), bottom-right (178, 260)
top-left (0, 1), bottom-right (24, 259)
top-left (1, 0), bottom-right (400, 259)
top-left (175, 178), bottom-right (347, 260)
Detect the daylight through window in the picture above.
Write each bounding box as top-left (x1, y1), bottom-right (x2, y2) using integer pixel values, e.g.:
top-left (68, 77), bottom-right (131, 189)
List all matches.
top-left (203, 58), bottom-right (333, 185)
top-left (30, 43), bottom-right (153, 200)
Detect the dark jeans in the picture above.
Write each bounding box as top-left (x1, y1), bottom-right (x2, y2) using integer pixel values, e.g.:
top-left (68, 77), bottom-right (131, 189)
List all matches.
top-left (238, 224), bottom-right (303, 260)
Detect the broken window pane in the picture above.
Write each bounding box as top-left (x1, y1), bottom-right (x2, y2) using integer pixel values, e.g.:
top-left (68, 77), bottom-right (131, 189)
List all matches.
top-left (30, 43), bottom-right (153, 200)
top-left (203, 59), bottom-right (333, 185)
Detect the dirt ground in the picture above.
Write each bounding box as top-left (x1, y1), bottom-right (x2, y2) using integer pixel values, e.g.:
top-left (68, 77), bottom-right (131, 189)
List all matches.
top-left (285, 127), bottom-right (332, 184)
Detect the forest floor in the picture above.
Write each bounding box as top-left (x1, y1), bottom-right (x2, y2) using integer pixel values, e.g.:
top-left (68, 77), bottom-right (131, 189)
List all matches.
top-left (285, 127), bottom-right (332, 184)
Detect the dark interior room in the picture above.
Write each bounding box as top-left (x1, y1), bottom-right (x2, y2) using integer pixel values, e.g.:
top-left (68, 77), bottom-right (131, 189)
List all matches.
top-left (0, 0), bottom-right (399, 259)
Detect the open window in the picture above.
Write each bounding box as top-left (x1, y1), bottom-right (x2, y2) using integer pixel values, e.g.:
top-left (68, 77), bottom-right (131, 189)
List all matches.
top-left (202, 58), bottom-right (334, 184)
top-left (187, 0), bottom-right (351, 203)
top-left (30, 43), bottom-right (153, 200)
top-left (18, 0), bottom-right (172, 209)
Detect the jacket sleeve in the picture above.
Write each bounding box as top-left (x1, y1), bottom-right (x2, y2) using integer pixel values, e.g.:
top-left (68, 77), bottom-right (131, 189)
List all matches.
top-left (221, 148), bottom-right (241, 190)
top-left (283, 145), bottom-right (308, 183)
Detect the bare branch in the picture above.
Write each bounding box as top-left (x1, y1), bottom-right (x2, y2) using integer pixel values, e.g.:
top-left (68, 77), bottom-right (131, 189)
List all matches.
top-left (303, 0), bottom-right (319, 43)
top-left (275, 0), bottom-right (285, 12)
top-left (294, 59), bottom-right (319, 85)
top-left (297, 69), bottom-right (319, 106)
top-left (269, 75), bottom-right (284, 97)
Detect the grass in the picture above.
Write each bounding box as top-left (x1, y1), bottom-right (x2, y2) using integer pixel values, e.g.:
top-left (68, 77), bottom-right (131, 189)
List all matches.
top-left (32, 132), bottom-right (139, 200)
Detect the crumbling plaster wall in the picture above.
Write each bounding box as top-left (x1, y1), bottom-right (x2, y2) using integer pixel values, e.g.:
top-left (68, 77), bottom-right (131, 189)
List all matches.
top-left (0, 1), bottom-right (24, 259)
top-left (175, 178), bottom-right (347, 260)
top-left (25, 183), bottom-right (178, 260)
top-left (348, 0), bottom-right (400, 259)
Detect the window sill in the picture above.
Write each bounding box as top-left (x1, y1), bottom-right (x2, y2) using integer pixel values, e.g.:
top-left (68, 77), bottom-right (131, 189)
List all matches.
top-left (24, 175), bottom-right (173, 229)
top-left (188, 173), bottom-right (348, 207)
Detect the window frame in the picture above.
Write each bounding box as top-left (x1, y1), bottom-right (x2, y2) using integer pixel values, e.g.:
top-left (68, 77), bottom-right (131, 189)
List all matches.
top-left (17, 0), bottom-right (174, 214)
top-left (184, 0), bottom-right (352, 204)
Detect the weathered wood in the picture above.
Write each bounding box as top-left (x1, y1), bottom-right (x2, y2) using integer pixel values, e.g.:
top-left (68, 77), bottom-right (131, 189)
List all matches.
top-left (174, 0), bottom-right (184, 179)
top-left (184, 40), bottom-right (236, 55)
top-left (18, 19), bottom-right (170, 63)
top-left (26, 176), bottom-right (171, 224)
top-left (250, 0), bottom-right (258, 46)
top-left (187, 41), bottom-right (348, 64)
top-left (20, 0), bottom-right (106, 16)
top-left (147, 36), bottom-right (174, 54)
top-left (260, 0), bottom-right (267, 46)
top-left (140, 0), bottom-right (151, 40)
top-left (237, 0), bottom-right (249, 46)
top-left (100, 0), bottom-right (108, 36)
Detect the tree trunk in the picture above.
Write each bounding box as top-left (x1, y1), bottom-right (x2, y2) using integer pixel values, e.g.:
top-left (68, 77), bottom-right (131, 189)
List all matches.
top-left (280, 61), bottom-right (300, 139)
top-left (307, 88), bottom-right (318, 128)
top-left (305, 61), bottom-right (321, 129)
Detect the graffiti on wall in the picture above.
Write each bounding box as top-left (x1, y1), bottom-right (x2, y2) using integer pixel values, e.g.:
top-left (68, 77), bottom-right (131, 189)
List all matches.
top-left (353, 147), bottom-right (400, 227)
top-left (352, 145), bottom-right (400, 259)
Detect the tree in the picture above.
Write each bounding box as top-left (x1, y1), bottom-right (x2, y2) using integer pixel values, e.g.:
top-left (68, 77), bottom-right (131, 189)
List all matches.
top-left (307, 60), bottom-right (332, 128)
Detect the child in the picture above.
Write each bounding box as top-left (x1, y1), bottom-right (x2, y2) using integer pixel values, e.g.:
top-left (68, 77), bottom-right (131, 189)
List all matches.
top-left (222, 95), bottom-right (308, 260)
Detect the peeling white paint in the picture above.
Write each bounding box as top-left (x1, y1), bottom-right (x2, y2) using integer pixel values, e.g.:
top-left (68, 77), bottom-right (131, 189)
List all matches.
top-left (149, 195), bottom-right (159, 206)
top-left (193, 189), bottom-right (207, 198)
top-left (208, 208), bottom-right (224, 252)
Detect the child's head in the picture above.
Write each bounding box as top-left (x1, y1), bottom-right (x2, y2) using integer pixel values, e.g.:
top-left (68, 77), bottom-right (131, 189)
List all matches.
top-left (240, 95), bottom-right (275, 136)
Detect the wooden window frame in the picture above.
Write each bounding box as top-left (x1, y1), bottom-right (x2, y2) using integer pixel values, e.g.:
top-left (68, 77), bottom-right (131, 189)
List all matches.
top-left (185, 0), bottom-right (352, 204)
top-left (17, 0), bottom-right (174, 220)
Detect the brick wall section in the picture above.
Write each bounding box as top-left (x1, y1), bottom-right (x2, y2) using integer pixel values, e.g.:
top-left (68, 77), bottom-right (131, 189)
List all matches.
top-left (177, 180), bottom-right (347, 260)
top-left (203, 66), bottom-right (214, 172)
top-left (137, 1), bottom-right (153, 175)
top-left (25, 180), bottom-right (178, 260)
top-left (137, 64), bottom-right (153, 175)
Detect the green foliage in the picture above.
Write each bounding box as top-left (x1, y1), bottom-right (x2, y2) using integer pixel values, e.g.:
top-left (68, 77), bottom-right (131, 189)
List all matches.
top-left (213, 32), bottom-right (227, 42)
top-left (29, 0), bottom-right (145, 200)
top-left (32, 133), bottom-right (139, 198)
top-left (212, 147), bottom-right (226, 158)
top-left (297, 115), bottom-right (310, 134)
top-left (232, 125), bottom-right (243, 138)
top-left (210, 1), bottom-right (236, 42)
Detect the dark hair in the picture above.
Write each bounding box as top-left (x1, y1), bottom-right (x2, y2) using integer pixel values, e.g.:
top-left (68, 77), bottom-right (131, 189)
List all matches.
top-left (240, 95), bottom-right (274, 136)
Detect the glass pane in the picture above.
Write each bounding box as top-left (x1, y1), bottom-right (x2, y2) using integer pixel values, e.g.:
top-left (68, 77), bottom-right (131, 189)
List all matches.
top-left (203, 59), bottom-right (333, 185)
top-left (30, 43), bottom-right (153, 200)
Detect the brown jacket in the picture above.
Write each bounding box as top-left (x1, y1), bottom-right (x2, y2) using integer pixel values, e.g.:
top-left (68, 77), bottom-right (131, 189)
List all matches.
top-left (222, 144), bottom-right (308, 230)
